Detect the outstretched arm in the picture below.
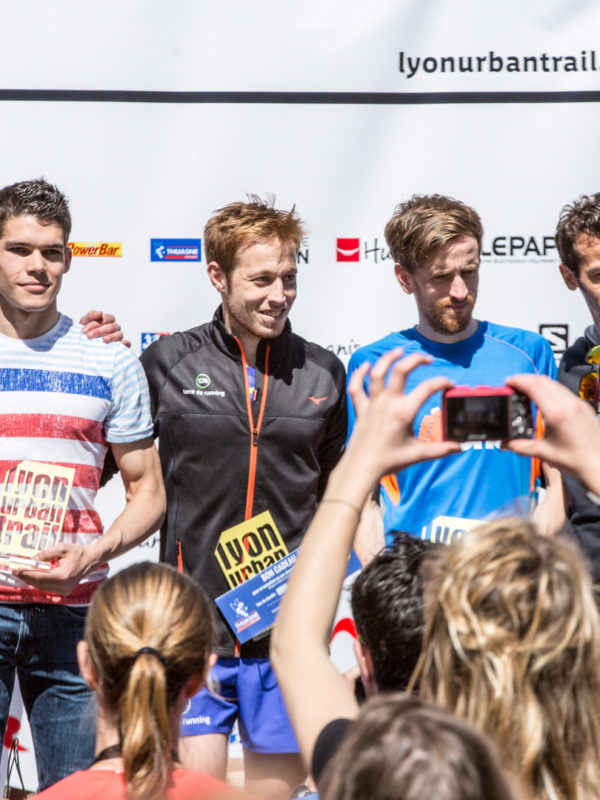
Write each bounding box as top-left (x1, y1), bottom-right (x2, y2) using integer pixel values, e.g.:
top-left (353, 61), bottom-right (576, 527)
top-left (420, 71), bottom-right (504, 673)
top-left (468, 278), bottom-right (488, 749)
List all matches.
top-left (15, 439), bottom-right (165, 595)
top-left (270, 349), bottom-right (459, 772)
top-left (506, 373), bottom-right (600, 498)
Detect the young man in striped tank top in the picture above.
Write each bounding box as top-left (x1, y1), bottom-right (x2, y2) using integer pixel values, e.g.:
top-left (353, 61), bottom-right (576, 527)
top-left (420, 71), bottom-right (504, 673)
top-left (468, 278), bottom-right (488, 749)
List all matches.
top-left (0, 179), bottom-right (165, 791)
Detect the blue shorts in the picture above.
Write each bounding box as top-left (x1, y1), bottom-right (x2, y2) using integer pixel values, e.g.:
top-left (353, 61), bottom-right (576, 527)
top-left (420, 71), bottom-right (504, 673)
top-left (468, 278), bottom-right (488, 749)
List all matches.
top-left (180, 656), bottom-right (299, 754)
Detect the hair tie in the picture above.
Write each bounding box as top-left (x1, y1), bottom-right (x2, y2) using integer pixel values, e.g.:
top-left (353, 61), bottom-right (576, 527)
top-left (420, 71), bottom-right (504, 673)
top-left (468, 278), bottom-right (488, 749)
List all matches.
top-left (133, 646), bottom-right (164, 665)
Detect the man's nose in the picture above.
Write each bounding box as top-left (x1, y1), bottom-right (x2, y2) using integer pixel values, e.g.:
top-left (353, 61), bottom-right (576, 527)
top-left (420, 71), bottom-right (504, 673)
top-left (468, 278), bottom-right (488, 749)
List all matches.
top-left (269, 279), bottom-right (286, 304)
top-left (449, 274), bottom-right (468, 300)
top-left (25, 252), bottom-right (47, 272)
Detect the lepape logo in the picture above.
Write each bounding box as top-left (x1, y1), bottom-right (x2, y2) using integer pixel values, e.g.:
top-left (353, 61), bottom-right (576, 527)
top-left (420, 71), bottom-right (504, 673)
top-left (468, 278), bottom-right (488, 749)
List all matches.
top-left (68, 242), bottom-right (122, 257)
top-left (481, 235), bottom-right (556, 262)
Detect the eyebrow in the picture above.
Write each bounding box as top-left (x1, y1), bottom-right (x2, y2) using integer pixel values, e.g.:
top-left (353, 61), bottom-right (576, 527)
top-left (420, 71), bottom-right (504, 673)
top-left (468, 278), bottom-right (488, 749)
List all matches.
top-left (431, 262), bottom-right (480, 274)
top-left (5, 239), bottom-right (65, 248)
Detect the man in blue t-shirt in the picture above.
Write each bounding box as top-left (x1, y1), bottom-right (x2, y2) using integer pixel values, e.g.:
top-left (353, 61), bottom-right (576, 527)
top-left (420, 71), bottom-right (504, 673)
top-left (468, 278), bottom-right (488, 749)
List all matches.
top-left (348, 194), bottom-right (564, 547)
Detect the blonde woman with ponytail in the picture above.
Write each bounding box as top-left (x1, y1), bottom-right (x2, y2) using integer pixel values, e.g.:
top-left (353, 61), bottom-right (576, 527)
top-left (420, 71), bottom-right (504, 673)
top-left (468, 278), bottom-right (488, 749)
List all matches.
top-left (34, 561), bottom-right (251, 800)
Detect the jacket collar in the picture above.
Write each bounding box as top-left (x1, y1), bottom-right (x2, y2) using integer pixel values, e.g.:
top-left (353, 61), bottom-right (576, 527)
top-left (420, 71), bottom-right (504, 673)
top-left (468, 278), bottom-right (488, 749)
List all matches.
top-left (210, 305), bottom-right (292, 363)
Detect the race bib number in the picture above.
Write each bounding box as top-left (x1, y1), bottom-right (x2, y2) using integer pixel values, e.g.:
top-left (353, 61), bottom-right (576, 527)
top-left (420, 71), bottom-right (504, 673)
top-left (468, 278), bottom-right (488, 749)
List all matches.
top-left (215, 510), bottom-right (289, 589)
top-left (0, 461), bottom-right (75, 565)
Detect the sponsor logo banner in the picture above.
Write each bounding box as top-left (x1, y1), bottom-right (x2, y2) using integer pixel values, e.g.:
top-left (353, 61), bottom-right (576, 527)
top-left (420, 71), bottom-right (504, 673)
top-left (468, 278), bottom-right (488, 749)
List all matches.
top-left (151, 238), bottom-right (201, 261)
top-left (539, 324), bottom-right (569, 364)
top-left (481, 235), bottom-right (556, 263)
top-left (336, 238), bottom-right (360, 262)
top-left (398, 50), bottom-right (600, 81)
top-left (68, 242), bottom-right (122, 257)
top-left (335, 237), bottom-right (392, 264)
top-left (297, 236), bottom-right (310, 265)
top-left (141, 332), bottom-right (170, 352)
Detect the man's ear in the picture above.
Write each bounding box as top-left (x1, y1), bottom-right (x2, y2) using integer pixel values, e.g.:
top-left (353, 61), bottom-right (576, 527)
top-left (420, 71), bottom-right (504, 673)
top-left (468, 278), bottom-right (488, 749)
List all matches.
top-left (77, 641), bottom-right (99, 690)
top-left (394, 262), bottom-right (414, 295)
top-left (207, 262), bottom-right (228, 294)
top-left (559, 262), bottom-right (579, 291)
top-left (353, 638), bottom-right (377, 698)
top-left (63, 245), bottom-right (72, 275)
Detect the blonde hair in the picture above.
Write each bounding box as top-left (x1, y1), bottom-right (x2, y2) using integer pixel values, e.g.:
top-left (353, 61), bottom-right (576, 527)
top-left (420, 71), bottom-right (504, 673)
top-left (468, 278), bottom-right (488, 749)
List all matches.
top-left (204, 194), bottom-right (305, 275)
top-left (321, 694), bottom-right (520, 800)
top-left (85, 561), bottom-right (214, 800)
top-left (414, 519), bottom-right (600, 800)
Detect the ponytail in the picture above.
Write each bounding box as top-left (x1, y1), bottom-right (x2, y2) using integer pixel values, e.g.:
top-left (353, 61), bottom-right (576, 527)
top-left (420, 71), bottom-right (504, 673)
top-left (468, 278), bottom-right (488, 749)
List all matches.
top-left (85, 562), bottom-right (214, 800)
top-left (120, 651), bottom-right (172, 800)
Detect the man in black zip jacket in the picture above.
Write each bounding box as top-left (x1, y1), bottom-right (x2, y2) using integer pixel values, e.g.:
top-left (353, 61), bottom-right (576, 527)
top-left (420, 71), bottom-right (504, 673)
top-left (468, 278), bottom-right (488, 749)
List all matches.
top-left (140, 197), bottom-right (347, 799)
top-left (556, 192), bottom-right (600, 582)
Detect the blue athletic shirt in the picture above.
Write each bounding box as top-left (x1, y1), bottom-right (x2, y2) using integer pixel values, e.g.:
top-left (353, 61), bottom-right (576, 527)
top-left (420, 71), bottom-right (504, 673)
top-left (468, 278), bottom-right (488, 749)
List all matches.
top-left (346, 321), bottom-right (556, 544)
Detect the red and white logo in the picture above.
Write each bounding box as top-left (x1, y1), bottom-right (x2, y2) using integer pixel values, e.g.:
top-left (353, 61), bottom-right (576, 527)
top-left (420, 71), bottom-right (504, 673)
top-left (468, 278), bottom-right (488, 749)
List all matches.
top-left (336, 238), bottom-right (360, 262)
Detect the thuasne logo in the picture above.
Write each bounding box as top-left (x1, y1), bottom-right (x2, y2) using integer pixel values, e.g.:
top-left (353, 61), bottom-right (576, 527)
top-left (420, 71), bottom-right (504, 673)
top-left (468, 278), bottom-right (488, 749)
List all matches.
top-left (336, 238), bottom-right (360, 262)
top-left (151, 239), bottom-right (201, 262)
top-left (68, 242), bottom-right (122, 257)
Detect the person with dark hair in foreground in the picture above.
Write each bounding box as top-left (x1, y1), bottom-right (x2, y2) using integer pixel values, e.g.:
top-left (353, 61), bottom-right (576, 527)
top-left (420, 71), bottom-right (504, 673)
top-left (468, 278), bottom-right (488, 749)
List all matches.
top-left (350, 533), bottom-right (434, 696)
top-left (319, 695), bottom-right (521, 800)
top-left (307, 533), bottom-right (434, 788)
top-left (33, 562), bottom-right (252, 800)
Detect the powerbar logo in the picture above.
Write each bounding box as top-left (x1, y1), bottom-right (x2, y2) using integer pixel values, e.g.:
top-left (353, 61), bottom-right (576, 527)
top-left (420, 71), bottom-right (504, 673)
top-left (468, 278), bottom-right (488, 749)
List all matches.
top-left (68, 242), bottom-right (122, 257)
top-left (151, 239), bottom-right (201, 262)
top-left (399, 50), bottom-right (599, 79)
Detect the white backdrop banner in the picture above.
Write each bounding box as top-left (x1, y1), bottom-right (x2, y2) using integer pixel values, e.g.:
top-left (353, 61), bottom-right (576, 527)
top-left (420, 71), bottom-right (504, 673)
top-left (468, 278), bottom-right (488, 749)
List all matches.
top-left (0, 0), bottom-right (599, 789)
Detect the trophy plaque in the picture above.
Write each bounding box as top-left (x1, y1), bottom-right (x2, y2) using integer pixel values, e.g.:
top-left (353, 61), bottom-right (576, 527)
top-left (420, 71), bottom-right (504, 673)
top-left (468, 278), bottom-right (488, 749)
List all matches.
top-left (0, 460), bottom-right (75, 571)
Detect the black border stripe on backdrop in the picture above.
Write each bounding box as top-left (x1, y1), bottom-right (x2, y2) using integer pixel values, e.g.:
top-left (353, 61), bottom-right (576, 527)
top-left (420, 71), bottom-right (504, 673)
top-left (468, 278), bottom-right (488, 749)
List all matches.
top-left (0, 89), bottom-right (598, 104)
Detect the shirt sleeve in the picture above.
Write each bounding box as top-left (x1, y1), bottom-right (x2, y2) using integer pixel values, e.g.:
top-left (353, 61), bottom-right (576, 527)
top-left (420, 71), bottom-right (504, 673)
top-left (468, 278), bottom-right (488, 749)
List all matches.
top-left (536, 336), bottom-right (558, 379)
top-left (316, 359), bottom-right (348, 499)
top-left (104, 345), bottom-right (155, 442)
